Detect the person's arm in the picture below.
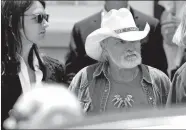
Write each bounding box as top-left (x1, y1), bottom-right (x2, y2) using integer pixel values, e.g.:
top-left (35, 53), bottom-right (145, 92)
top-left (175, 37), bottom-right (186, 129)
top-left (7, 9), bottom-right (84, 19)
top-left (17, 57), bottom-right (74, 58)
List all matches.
top-left (167, 68), bottom-right (186, 105)
top-left (148, 66), bottom-right (171, 106)
top-left (68, 68), bottom-right (91, 113)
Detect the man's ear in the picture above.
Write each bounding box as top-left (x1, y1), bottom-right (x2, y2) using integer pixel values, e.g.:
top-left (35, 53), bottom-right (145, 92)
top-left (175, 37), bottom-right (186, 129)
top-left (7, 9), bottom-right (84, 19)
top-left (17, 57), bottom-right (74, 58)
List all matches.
top-left (100, 39), bottom-right (107, 50)
top-left (8, 15), bottom-right (12, 28)
top-left (100, 40), bottom-right (109, 61)
top-left (100, 40), bottom-right (104, 49)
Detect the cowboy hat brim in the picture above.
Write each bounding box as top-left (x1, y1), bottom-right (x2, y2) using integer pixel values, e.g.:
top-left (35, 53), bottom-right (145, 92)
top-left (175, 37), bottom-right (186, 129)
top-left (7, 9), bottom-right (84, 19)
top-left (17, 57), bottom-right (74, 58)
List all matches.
top-left (85, 23), bottom-right (150, 61)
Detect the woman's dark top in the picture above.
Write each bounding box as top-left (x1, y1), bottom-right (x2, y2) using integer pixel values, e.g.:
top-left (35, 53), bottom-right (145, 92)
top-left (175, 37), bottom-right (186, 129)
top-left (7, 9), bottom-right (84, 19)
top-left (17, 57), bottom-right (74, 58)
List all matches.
top-left (1, 55), bottom-right (66, 127)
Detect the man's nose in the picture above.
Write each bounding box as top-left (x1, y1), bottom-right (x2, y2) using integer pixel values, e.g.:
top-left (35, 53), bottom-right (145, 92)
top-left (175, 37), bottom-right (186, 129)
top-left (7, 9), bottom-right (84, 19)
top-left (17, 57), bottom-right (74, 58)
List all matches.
top-left (125, 42), bottom-right (137, 48)
top-left (127, 50), bottom-right (134, 53)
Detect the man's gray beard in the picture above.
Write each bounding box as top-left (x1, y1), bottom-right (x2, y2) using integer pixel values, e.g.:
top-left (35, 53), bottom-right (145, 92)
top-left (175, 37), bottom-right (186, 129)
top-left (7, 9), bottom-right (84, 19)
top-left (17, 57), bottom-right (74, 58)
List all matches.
top-left (118, 52), bottom-right (142, 69)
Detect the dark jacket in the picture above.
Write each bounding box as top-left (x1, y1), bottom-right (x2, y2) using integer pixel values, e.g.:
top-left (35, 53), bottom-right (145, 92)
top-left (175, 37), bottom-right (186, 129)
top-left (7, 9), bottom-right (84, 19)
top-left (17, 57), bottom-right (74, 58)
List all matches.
top-left (65, 8), bottom-right (168, 84)
top-left (69, 62), bottom-right (171, 114)
top-left (1, 55), bottom-right (65, 127)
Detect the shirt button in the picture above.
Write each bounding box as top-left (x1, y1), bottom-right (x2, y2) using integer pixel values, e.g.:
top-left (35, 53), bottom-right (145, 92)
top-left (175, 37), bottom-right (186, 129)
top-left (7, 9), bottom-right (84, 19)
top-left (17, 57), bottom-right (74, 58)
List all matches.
top-left (105, 89), bottom-right (108, 92)
top-left (149, 97), bottom-right (152, 100)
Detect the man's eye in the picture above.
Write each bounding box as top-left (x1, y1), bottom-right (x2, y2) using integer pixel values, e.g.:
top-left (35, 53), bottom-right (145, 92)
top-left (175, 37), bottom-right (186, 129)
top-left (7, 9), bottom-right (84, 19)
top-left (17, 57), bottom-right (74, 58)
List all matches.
top-left (117, 41), bottom-right (126, 44)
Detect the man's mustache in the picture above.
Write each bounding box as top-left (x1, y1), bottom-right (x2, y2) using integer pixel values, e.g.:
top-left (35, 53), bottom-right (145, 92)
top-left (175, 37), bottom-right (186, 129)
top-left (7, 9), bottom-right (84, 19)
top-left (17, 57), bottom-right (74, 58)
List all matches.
top-left (124, 51), bottom-right (140, 56)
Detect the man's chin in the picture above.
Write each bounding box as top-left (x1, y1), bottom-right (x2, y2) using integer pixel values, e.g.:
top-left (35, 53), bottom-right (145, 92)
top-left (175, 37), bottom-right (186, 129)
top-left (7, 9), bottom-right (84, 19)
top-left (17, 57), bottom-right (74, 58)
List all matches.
top-left (120, 59), bottom-right (141, 69)
top-left (120, 64), bottom-right (139, 69)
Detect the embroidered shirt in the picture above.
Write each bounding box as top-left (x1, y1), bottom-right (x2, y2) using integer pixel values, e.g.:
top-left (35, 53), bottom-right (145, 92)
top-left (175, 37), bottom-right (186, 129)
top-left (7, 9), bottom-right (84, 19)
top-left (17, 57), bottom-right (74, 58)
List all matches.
top-left (106, 69), bottom-right (150, 113)
top-left (69, 62), bottom-right (171, 115)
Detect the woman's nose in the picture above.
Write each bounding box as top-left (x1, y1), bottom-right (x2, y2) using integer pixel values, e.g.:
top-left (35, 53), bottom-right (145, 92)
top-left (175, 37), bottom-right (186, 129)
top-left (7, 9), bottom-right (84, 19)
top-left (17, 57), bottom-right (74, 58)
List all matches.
top-left (42, 19), bottom-right (49, 28)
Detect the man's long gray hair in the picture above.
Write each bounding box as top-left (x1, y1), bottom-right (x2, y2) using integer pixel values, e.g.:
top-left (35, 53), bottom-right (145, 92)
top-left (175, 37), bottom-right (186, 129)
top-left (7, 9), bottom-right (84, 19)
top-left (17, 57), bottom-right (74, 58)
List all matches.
top-left (100, 38), bottom-right (109, 62)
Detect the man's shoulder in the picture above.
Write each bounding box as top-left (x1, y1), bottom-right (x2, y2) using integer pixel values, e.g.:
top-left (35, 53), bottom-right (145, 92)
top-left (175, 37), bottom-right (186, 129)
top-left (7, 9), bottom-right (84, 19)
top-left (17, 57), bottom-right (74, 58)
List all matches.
top-left (145, 65), bottom-right (171, 96)
top-left (78, 62), bottom-right (100, 76)
top-left (75, 11), bottom-right (101, 27)
top-left (147, 65), bottom-right (168, 79)
top-left (73, 62), bottom-right (100, 81)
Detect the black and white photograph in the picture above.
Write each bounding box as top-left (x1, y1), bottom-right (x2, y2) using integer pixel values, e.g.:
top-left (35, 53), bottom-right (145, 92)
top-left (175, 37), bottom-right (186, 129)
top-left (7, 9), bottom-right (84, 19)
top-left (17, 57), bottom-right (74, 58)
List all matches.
top-left (1, 0), bottom-right (186, 129)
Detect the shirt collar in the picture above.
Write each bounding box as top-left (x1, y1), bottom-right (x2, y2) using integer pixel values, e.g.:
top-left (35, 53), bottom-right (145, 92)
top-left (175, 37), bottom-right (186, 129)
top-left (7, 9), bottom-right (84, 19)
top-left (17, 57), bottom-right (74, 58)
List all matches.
top-left (17, 53), bottom-right (40, 71)
top-left (93, 62), bottom-right (152, 85)
top-left (93, 62), bottom-right (109, 78)
top-left (17, 52), bottom-right (43, 90)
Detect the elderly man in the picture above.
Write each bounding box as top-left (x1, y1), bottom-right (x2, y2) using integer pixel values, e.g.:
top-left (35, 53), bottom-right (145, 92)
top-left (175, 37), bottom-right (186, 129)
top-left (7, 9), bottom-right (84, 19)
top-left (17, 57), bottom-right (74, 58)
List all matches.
top-left (3, 83), bottom-right (83, 129)
top-left (167, 5), bottom-right (186, 105)
top-left (69, 8), bottom-right (171, 115)
top-left (65, 0), bottom-right (167, 84)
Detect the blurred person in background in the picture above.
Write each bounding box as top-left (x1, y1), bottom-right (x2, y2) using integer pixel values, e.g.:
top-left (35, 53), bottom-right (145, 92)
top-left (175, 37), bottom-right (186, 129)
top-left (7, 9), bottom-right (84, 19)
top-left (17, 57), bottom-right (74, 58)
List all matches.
top-left (69, 8), bottom-right (171, 115)
top-left (167, 5), bottom-right (186, 105)
top-left (65, 0), bottom-right (167, 84)
top-left (159, 1), bottom-right (186, 79)
top-left (1, 0), bottom-right (66, 128)
top-left (3, 83), bottom-right (83, 129)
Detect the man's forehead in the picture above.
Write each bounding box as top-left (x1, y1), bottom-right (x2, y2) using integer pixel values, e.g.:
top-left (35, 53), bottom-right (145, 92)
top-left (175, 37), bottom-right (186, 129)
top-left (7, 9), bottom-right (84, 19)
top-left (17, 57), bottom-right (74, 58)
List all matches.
top-left (106, 37), bottom-right (131, 42)
top-left (103, 37), bottom-right (141, 44)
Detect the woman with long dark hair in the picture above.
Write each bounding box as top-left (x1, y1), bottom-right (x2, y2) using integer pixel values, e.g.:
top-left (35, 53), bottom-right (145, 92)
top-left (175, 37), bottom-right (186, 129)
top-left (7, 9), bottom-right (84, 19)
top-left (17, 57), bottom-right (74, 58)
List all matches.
top-left (1, 0), bottom-right (66, 126)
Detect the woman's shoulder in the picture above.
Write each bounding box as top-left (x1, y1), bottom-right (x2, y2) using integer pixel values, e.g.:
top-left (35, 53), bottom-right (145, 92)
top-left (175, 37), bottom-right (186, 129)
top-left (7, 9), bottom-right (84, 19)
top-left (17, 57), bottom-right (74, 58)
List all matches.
top-left (42, 54), bottom-right (63, 66)
top-left (41, 54), bottom-right (65, 83)
top-left (42, 55), bottom-right (64, 70)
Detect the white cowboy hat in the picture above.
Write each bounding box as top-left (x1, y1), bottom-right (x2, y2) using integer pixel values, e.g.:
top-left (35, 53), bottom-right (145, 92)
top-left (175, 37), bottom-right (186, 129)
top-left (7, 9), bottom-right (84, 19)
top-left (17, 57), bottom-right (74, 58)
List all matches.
top-left (85, 8), bottom-right (150, 61)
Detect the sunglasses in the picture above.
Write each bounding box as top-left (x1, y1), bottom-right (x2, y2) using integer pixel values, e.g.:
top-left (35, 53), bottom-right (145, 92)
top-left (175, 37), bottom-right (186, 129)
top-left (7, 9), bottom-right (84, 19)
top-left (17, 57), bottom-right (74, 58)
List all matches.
top-left (24, 14), bottom-right (49, 24)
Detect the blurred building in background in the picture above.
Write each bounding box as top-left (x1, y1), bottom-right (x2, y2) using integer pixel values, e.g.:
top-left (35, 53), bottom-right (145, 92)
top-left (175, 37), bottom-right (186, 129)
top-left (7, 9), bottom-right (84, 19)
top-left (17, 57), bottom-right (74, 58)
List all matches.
top-left (39, 1), bottom-right (155, 63)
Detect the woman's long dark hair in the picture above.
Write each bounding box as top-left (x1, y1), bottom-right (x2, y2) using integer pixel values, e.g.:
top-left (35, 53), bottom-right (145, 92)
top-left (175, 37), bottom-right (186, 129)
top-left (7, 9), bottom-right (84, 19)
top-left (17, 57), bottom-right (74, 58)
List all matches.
top-left (2, 0), bottom-right (46, 79)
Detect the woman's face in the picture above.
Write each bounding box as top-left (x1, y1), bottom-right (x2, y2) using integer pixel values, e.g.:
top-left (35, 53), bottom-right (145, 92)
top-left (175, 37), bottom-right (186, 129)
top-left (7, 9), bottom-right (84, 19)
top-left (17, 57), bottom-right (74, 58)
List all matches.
top-left (104, 37), bottom-right (142, 69)
top-left (20, 1), bottom-right (49, 44)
